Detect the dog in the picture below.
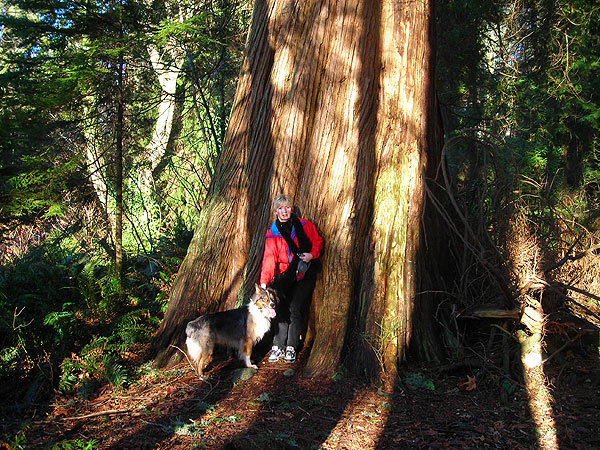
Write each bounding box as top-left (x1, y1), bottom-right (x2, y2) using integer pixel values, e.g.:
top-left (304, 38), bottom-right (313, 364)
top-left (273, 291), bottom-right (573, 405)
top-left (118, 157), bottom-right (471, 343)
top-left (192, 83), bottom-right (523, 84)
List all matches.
top-left (185, 284), bottom-right (277, 378)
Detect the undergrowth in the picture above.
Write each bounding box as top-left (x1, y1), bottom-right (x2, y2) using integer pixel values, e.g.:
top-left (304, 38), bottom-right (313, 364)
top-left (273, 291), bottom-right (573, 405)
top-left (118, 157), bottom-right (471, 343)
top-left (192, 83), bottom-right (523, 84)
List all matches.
top-left (0, 228), bottom-right (190, 408)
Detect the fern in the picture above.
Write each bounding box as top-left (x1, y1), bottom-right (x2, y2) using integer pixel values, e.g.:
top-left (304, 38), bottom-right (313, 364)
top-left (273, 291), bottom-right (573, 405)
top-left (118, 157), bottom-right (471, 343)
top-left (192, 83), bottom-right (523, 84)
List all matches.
top-left (102, 355), bottom-right (128, 389)
top-left (59, 350), bottom-right (129, 394)
top-left (112, 310), bottom-right (155, 345)
top-left (0, 215), bottom-right (184, 398)
top-left (51, 438), bottom-right (99, 449)
top-left (59, 358), bottom-right (85, 393)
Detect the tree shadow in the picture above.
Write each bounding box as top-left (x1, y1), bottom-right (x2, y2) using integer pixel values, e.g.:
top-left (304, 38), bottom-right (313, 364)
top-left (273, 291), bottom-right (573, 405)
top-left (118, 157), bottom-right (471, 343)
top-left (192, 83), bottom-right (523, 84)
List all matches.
top-left (218, 347), bottom-right (354, 449)
top-left (341, 0), bottom-right (381, 383)
top-left (239, 0), bottom-right (277, 300)
top-left (103, 367), bottom-right (234, 449)
top-left (102, 344), bottom-right (352, 449)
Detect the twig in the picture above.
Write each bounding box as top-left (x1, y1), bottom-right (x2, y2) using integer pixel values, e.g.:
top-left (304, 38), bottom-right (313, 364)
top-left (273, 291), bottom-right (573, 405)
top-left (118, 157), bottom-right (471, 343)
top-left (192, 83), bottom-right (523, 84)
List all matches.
top-left (522, 276), bottom-right (600, 327)
top-left (545, 282), bottom-right (600, 327)
top-left (13, 306), bottom-right (34, 331)
top-left (297, 405), bottom-right (311, 416)
top-left (490, 323), bottom-right (518, 340)
top-left (543, 330), bottom-right (584, 364)
top-left (543, 234), bottom-right (599, 274)
top-left (141, 419), bottom-right (173, 433)
top-left (555, 281), bottom-right (600, 304)
top-left (56, 408), bottom-right (132, 421)
top-left (170, 344), bottom-right (203, 379)
top-left (170, 344), bottom-right (211, 387)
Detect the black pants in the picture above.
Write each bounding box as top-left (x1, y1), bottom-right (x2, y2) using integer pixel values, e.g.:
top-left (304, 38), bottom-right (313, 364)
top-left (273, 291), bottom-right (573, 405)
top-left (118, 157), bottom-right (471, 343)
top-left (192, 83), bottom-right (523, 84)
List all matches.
top-left (272, 272), bottom-right (316, 350)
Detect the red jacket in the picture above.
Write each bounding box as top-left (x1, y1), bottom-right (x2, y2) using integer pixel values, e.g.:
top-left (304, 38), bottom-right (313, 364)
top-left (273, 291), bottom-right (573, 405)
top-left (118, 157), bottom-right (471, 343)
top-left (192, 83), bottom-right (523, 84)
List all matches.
top-left (260, 218), bottom-right (323, 286)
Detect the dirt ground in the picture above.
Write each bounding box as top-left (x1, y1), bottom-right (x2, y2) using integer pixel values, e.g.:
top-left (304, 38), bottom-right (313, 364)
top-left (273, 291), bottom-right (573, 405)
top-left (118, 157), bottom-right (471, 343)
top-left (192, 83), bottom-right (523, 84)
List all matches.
top-left (2, 345), bottom-right (599, 450)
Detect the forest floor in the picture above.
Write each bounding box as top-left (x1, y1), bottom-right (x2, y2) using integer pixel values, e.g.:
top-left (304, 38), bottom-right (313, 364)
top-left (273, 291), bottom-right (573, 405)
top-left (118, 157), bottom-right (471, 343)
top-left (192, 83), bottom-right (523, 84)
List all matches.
top-left (2, 345), bottom-right (600, 450)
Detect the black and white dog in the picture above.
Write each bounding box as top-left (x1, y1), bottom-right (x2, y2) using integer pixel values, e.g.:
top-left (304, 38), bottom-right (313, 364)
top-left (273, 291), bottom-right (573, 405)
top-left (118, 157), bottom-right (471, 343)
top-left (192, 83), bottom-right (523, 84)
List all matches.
top-left (185, 284), bottom-right (277, 378)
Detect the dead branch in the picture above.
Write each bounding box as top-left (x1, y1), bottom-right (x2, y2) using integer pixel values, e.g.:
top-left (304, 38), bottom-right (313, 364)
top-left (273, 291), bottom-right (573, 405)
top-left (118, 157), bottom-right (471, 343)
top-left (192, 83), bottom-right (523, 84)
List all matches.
top-left (170, 344), bottom-right (207, 382)
top-left (13, 306), bottom-right (34, 331)
top-left (542, 282), bottom-right (600, 328)
top-left (56, 408), bottom-right (132, 421)
top-left (543, 235), bottom-right (600, 274)
top-left (555, 281), bottom-right (600, 304)
top-left (543, 330), bottom-right (584, 364)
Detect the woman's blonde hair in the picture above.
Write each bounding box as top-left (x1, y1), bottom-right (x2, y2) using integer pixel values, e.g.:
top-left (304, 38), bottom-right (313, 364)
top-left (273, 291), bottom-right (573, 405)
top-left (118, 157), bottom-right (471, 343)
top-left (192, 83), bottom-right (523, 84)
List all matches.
top-left (272, 194), bottom-right (292, 213)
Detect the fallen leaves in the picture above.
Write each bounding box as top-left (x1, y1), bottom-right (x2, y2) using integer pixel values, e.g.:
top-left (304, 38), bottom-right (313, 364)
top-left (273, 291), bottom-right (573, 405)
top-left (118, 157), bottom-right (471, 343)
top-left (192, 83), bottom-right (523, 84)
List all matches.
top-left (458, 375), bottom-right (477, 391)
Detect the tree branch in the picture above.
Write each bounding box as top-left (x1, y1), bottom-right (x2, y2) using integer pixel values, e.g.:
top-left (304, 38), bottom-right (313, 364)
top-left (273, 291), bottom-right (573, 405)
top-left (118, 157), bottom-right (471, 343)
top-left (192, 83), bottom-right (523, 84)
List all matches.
top-left (56, 408), bottom-right (131, 421)
top-left (543, 233), bottom-right (600, 274)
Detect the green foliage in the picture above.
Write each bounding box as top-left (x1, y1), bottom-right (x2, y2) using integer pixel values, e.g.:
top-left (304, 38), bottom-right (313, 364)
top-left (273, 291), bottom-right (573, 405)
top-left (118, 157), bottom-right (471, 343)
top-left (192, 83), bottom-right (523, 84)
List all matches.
top-left (0, 0), bottom-right (251, 246)
top-left (0, 0), bottom-right (247, 410)
top-left (59, 351), bottom-right (129, 397)
top-left (166, 404), bottom-right (241, 439)
top-left (0, 426), bottom-right (29, 450)
top-left (44, 309), bottom-right (76, 345)
top-left (0, 0), bottom-right (108, 220)
top-left (155, 14), bottom-right (213, 48)
top-left (438, 0), bottom-right (600, 201)
top-left (268, 432), bottom-right (300, 448)
top-left (3, 155), bottom-right (80, 217)
top-left (0, 226), bottom-right (187, 401)
top-left (422, 2), bottom-right (600, 381)
top-left (404, 372), bottom-right (435, 391)
top-left (51, 439), bottom-right (99, 450)
top-left (330, 364), bottom-right (347, 382)
top-left (257, 392), bottom-right (271, 403)
top-left (193, 401), bottom-right (216, 414)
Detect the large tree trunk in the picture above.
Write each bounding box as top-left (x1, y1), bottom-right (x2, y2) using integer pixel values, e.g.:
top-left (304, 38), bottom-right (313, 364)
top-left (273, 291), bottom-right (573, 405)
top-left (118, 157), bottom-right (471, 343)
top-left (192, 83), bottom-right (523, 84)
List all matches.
top-left (153, 0), bottom-right (441, 380)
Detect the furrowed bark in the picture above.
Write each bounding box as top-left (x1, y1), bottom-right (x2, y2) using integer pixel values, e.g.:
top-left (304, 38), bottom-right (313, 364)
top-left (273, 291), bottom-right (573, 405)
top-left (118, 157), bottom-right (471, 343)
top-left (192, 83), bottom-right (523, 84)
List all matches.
top-left (153, 0), bottom-right (440, 379)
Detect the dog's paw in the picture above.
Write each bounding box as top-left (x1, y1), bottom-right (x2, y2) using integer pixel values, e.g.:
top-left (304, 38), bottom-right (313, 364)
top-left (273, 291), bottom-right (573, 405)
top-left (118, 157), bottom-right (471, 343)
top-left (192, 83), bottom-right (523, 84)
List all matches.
top-left (248, 364), bottom-right (258, 369)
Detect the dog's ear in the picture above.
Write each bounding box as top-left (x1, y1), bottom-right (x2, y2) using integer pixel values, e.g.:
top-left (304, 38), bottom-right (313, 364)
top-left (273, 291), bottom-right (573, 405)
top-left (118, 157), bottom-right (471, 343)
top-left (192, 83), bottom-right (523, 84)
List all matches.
top-left (266, 287), bottom-right (278, 302)
top-left (255, 283), bottom-right (262, 294)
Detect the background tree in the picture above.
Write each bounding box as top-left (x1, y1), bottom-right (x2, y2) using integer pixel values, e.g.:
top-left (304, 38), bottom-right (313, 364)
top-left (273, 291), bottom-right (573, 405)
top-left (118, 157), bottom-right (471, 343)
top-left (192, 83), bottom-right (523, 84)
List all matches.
top-left (0, 0), bottom-right (250, 394)
top-left (153, 0), bottom-right (442, 385)
top-left (0, 0), bottom-right (250, 251)
top-left (433, 0), bottom-right (599, 355)
top-left (433, 2), bottom-right (599, 445)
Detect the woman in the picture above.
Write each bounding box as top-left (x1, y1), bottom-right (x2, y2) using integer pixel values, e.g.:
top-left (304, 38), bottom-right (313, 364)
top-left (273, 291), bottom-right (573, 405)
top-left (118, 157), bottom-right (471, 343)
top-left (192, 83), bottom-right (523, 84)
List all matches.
top-left (260, 194), bottom-right (324, 363)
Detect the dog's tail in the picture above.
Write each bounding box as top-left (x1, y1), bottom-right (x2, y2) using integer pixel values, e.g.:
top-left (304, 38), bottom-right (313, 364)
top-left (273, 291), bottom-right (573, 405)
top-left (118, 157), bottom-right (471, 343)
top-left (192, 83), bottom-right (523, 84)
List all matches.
top-left (185, 320), bottom-right (204, 357)
top-left (185, 318), bottom-right (212, 376)
top-left (185, 335), bottom-right (202, 364)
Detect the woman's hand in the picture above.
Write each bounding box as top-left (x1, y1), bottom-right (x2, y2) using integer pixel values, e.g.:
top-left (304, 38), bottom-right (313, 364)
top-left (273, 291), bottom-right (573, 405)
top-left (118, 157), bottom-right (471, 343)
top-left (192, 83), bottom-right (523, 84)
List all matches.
top-left (299, 252), bottom-right (313, 263)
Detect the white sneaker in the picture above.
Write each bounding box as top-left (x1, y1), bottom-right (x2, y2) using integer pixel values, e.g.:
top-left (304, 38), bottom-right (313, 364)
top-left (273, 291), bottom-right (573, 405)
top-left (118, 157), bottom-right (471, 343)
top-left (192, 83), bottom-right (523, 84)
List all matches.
top-left (284, 346), bottom-right (296, 363)
top-left (268, 346), bottom-right (283, 362)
